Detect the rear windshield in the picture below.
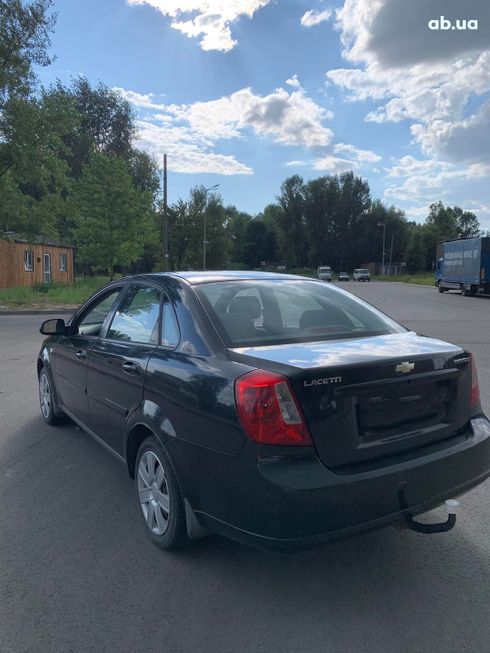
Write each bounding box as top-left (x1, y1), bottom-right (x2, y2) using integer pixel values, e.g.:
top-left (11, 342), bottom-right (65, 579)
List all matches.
top-left (357, 269), bottom-right (369, 274)
top-left (318, 267), bottom-right (331, 272)
top-left (195, 280), bottom-right (405, 348)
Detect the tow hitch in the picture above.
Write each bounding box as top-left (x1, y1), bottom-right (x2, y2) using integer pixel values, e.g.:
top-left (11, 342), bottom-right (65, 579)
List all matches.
top-left (397, 489), bottom-right (460, 534)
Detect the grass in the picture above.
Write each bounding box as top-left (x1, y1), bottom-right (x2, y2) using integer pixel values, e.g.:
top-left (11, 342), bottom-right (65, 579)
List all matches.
top-left (373, 273), bottom-right (435, 285)
top-left (0, 276), bottom-right (111, 309)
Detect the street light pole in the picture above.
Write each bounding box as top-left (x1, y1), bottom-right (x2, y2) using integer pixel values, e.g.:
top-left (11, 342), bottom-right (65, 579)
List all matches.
top-left (377, 222), bottom-right (386, 275)
top-left (163, 153), bottom-right (168, 272)
top-left (203, 184), bottom-right (220, 270)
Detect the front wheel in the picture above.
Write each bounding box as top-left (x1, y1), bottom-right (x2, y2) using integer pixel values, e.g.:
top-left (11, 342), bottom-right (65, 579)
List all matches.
top-left (135, 436), bottom-right (189, 550)
top-left (39, 368), bottom-right (64, 425)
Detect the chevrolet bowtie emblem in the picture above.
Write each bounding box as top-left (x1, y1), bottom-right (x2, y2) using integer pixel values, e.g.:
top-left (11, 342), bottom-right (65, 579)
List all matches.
top-left (395, 361), bottom-right (415, 374)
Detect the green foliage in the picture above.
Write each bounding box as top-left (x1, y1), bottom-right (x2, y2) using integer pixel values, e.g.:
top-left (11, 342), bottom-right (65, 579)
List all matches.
top-left (276, 175), bottom-right (306, 267)
top-left (32, 282), bottom-right (49, 293)
top-left (167, 186), bottom-right (228, 270)
top-left (0, 276), bottom-right (111, 307)
top-left (0, 0), bottom-right (56, 107)
top-left (73, 152), bottom-right (156, 279)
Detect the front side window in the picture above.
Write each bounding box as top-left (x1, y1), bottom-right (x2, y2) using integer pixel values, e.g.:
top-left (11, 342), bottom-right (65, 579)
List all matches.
top-left (108, 285), bottom-right (161, 344)
top-left (59, 253), bottom-right (67, 272)
top-left (24, 250), bottom-right (33, 271)
top-left (196, 280), bottom-right (405, 348)
top-left (77, 289), bottom-right (122, 337)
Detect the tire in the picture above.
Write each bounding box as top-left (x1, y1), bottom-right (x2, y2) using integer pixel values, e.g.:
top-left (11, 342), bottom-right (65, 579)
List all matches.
top-left (438, 284), bottom-right (444, 293)
top-left (39, 368), bottom-right (64, 425)
top-left (135, 436), bottom-right (189, 550)
top-left (461, 284), bottom-right (471, 297)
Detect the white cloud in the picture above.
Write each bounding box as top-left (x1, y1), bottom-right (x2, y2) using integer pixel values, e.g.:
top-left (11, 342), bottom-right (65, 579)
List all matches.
top-left (383, 157), bottom-right (490, 205)
top-left (312, 143), bottom-right (381, 172)
top-left (333, 142), bottom-right (381, 162)
top-left (118, 83), bottom-right (336, 175)
top-left (313, 155), bottom-right (355, 173)
top-left (411, 101), bottom-right (490, 164)
top-left (126, 0), bottom-right (272, 52)
top-left (301, 8), bottom-right (332, 27)
top-left (135, 119), bottom-right (253, 175)
top-left (286, 160), bottom-right (308, 167)
top-left (385, 156), bottom-right (450, 178)
top-left (327, 0), bottom-right (490, 171)
top-left (167, 86), bottom-right (335, 149)
top-left (285, 74), bottom-right (301, 89)
top-left (113, 87), bottom-right (166, 110)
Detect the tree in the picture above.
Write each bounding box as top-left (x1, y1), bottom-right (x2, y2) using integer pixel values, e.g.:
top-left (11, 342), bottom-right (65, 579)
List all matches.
top-left (41, 78), bottom-right (136, 179)
top-left (73, 153), bottom-right (155, 279)
top-left (405, 225), bottom-right (426, 273)
top-left (359, 201), bottom-right (409, 269)
top-left (454, 207), bottom-right (480, 238)
top-left (240, 219), bottom-right (276, 268)
top-left (0, 0), bottom-right (56, 107)
top-left (276, 175), bottom-right (306, 267)
top-left (224, 205), bottom-right (252, 264)
top-left (167, 199), bottom-right (196, 270)
top-left (422, 202), bottom-right (481, 269)
top-left (303, 176), bottom-right (338, 268)
top-left (0, 91), bottom-right (79, 238)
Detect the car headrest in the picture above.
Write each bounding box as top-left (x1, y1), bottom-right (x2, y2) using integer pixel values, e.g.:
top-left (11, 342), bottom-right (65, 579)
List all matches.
top-left (299, 308), bottom-right (348, 330)
top-left (219, 313), bottom-right (256, 341)
top-left (229, 296), bottom-right (262, 319)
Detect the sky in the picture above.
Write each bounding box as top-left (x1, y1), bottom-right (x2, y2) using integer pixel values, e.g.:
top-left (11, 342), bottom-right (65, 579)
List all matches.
top-left (39, 0), bottom-right (490, 229)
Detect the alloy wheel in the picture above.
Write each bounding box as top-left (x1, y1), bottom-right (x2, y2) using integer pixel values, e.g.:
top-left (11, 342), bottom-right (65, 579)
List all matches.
top-left (137, 450), bottom-right (170, 535)
top-left (39, 372), bottom-right (51, 419)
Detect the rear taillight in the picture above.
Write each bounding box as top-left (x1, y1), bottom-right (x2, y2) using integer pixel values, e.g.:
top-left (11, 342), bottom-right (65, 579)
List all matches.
top-left (470, 353), bottom-right (481, 408)
top-left (235, 369), bottom-right (312, 446)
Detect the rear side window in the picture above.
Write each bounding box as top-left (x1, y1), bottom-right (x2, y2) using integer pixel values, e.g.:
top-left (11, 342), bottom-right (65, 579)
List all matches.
top-left (108, 285), bottom-right (161, 344)
top-left (161, 295), bottom-right (179, 348)
top-left (195, 280), bottom-right (404, 347)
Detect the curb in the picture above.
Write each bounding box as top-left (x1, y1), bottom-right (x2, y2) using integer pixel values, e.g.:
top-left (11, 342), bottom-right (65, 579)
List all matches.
top-left (0, 307), bottom-right (77, 316)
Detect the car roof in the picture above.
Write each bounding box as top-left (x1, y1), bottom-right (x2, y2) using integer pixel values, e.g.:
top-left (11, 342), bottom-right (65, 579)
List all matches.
top-left (125, 270), bottom-right (314, 285)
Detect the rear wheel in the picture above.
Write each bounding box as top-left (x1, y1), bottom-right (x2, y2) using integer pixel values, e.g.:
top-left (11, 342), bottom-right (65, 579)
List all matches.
top-left (135, 436), bottom-right (189, 550)
top-left (461, 284), bottom-right (472, 296)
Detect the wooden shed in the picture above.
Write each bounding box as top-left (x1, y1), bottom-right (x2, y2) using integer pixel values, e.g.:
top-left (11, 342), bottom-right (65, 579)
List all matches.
top-left (0, 237), bottom-right (75, 288)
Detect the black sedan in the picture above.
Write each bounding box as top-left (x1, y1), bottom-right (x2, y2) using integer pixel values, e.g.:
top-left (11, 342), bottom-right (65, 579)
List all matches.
top-left (37, 271), bottom-right (490, 551)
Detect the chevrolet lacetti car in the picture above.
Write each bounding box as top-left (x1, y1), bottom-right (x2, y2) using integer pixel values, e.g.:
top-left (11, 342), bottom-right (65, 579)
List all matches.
top-left (37, 271), bottom-right (490, 551)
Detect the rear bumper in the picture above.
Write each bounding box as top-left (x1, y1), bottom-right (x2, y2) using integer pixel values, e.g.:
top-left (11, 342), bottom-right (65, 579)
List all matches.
top-left (195, 416), bottom-right (490, 551)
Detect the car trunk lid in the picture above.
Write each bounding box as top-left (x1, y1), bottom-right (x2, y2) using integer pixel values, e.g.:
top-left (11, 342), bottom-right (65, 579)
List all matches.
top-left (229, 332), bottom-right (471, 468)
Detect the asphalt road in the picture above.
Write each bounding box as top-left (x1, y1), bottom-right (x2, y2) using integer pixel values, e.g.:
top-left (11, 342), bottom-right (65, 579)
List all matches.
top-left (1, 282), bottom-right (489, 653)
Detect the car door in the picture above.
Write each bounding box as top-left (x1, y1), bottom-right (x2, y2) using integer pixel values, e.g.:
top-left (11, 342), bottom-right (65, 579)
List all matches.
top-left (86, 283), bottom-right (162, 456)
top-left (53, 287), bottom-right (125, 425)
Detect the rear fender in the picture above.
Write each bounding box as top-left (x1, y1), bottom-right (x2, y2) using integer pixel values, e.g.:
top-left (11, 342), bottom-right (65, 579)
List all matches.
top-left (124, 399), bottom-right (178, 477)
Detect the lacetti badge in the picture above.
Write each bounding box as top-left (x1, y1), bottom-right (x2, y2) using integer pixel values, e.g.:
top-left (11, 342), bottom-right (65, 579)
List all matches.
top-left (395, 361), bottom-right (415, 374)
top-left (304, 376), bottom-right (342, 387)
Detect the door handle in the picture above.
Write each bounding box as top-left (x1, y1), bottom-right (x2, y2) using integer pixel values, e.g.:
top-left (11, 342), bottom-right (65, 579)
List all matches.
top-left (76, 350), bottom-right (87, 360)
top-left (121, 361), bottom-right (140, 374)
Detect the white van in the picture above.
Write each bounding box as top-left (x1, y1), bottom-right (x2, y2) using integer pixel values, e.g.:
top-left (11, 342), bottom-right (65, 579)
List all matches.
top-left (353, 268), bottom-right (371, 281)
top-left (317, 266), bottom-right (332, 281)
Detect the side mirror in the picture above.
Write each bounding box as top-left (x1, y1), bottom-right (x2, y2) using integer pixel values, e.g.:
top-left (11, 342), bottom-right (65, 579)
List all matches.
top-left (40, 318), bottom-right (66, 336)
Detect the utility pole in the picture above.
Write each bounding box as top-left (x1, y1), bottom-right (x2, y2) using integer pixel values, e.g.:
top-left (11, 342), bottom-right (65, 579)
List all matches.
top-left (388, 232), bottom-right (394, 276)
top-left (202, 184), bottom-right (220, 270)
top-left (377, 222), bottom-right (386, 275)
top-left (162, 154), bottom-right (168, 271)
